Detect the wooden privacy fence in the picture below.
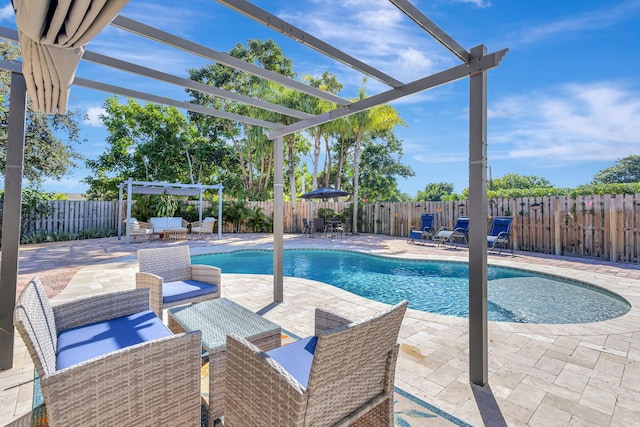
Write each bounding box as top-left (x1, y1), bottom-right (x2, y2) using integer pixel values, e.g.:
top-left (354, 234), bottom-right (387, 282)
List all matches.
top-left (249, 195), bottom-right (640, 263)
top-left (16, 200), bottom-right (118, 235)
top-left (6, 195), bottom-right (640, 263)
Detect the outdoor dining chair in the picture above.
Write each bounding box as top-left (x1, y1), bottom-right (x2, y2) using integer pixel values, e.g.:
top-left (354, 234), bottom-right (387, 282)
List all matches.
top-left (14, 278), bottom-right (202, 427)
top-left (136, 246), bottom-right (221, 317)
top-left (224, 300), bottom-right (408, 427)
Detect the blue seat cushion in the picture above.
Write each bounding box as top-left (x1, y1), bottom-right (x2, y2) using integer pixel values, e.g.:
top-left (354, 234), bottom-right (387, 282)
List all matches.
top-left (56, 310), bottom-right (171, 370)
top-left (266, 336), bottom-right (317, 389)
top-left (409, 230), bottom-right (423, 240)
top-left (162, 280), bottom-right (218, 304)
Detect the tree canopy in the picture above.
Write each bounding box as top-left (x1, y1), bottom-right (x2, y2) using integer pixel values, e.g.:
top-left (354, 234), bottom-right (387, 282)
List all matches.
top-left (1, 41), bottom-right (84, 187)
top-left (592, 155), bottom-right (640, 184)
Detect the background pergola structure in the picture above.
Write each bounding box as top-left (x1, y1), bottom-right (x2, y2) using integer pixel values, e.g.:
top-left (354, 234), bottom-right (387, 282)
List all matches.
top-left (0, 0), bottom-right (506, 387)
top-left (117, 178), bottom-right (224, 244)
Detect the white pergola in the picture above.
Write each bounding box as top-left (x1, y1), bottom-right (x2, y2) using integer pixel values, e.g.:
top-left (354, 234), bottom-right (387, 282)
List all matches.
top-left (117, 178), bottom-right (224, 243)
top-left (0, 0), bottom-right (507, 388)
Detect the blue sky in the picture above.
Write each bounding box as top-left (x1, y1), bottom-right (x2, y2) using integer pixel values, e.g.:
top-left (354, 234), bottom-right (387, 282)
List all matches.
top-left (2, 0), bottom-right (640, 197)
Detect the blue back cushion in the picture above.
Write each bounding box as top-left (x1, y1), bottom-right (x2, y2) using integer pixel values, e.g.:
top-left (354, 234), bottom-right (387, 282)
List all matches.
top-left (266, 336), bottom-right (317, 389)
top-left (420, 214), bottom-right (434, 230)
top-left (491, 217), bottom-right (512, 236)
top-left (56, 310), bottom-right (171, 370)
top-left (163, 280), bottom-right (218, 304)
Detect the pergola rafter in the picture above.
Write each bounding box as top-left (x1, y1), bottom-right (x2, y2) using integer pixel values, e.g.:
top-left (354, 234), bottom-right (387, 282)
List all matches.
top-left (0, 0), bottom-right (506, 388)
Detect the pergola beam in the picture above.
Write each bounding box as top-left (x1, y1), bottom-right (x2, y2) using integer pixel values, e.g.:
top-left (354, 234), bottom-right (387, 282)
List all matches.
top-left (214, 0), bottom-right (405, 88)
top-left (73, 77), bottom-right (283, 129)
top-left (0, 26), bottom-right (314, 121)
top-left (268, 48), bottom-right (507, 139)
top-left (110, 16), bottom-right (350, 106)
top-left (388, 0), bottom-right (470, 62)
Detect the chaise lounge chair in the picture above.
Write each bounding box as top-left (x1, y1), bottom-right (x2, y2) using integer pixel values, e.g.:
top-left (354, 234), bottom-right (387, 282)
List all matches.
top-left (434, 216), bottom-right (469, 247)
top-left (487, 216), bottom-right (513, 255)
top-left (224, 300), bottom-right (408, 427)
top-left (408, 213), bottom-right (435, 244)
top-left (136, 246), bottom-right (221, 317)
top-left (14, 278), bottom-right (202, 427)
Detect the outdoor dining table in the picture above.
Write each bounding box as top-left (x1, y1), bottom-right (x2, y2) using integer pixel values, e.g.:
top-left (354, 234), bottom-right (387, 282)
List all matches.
top-left (167, 298), bottom-right (281, 424)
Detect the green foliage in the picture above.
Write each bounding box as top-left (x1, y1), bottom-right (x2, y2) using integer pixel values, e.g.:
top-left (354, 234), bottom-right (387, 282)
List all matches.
top-left (246, 206), bottom-right (270, 232)
top-left (19, 228), bottom-right (115, 245)
top-left (130, 195), bottom-right (159, 222)
top-left (156, 195), bottom-right (178, 218)
top-left (358, 131), bottom-right (414, 202)
top-left (571, 182), bottom-right (640, 196)
top-left (490, 173), bottom-right (552, 190)
top-left (174, 202), bottom-right (200, 223)
top-left (592, 155), bottom-right (640, 184)
top-left (223, 200), bottom-right (251, 233)
top-left (417, 182), bottom-right (454, 201)
top-left (317, 207), bottom-right (336, 219)
top-left (84, 97), bottom-right (231, 200)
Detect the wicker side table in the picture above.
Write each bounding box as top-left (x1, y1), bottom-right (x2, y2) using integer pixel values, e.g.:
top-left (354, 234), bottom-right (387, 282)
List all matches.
top-left (168, 298), bottom-right (281, 425)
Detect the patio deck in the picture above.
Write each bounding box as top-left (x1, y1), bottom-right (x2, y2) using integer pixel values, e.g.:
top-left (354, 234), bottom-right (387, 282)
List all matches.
top-left (1, 233), bottom-right (639, 426)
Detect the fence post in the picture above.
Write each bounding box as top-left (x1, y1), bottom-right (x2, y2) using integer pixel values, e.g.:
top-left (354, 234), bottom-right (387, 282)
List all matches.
top-left (610, 201), bottom-right (617, 262)
top-left (554, 199), bottom-right (562, 256)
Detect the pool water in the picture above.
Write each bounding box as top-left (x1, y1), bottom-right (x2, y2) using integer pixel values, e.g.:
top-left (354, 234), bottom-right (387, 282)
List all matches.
top-left (192, 249), bottom-right (631, 324)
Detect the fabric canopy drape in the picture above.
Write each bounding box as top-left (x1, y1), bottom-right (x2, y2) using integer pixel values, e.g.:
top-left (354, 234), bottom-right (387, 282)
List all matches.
top-left (12, 0), bottom-right (130, 114)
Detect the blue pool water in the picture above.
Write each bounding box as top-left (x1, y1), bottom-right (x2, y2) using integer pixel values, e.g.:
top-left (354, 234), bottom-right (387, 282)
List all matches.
top-left (192, 249), bottom-right (631, 324)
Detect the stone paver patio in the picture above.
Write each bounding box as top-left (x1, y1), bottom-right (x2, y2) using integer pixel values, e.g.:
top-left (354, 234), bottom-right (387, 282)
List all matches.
top-left (1, 233), bottom-right (639, 426)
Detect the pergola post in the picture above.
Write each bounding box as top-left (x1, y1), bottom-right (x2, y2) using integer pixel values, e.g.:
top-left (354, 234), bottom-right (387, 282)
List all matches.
top-left (0, 73), bottom-right (27, 369)
top-left (273, 136), bottom-right (284, 302)
top-left (468, 44), bottom-right (489, 386)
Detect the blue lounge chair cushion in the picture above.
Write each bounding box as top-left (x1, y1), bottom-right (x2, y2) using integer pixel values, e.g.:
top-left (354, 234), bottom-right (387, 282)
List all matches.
top-left (409, 230), bottom-right (423, 240)
top-left (56, 309), bottom-right (171, 370)
top-left (163, 280), bottom-right (218, 304)
top-left (266, 336), bottom-right (318, 389)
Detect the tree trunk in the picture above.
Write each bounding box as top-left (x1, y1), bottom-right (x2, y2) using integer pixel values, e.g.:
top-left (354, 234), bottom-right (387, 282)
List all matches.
top-left (312, 131), bottom-right (321, 190)
top-left (287, 136), bottom-right (296, 202)
top-left (351, 135), bottom-right (362, 234)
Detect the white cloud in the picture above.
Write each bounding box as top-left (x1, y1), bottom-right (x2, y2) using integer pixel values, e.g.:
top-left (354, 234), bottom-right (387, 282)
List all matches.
top-left (0, 3), bottom-right (14, 21)
top-left (84, 107), bottom-right (106, 127)
top-left (489, 81), bottom-right (640, 161)
top-left (278, 0), bottom-right (453, 84)
top-left (450, 0), bottom-right (491, 8)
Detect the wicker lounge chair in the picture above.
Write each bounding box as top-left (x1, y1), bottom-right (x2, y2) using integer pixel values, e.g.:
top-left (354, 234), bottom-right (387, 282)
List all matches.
top-left (408, 213), bottom-right (435, 244)
top-left (14, 277), bottom-right (202, 427)
top-left (137, 246), bottom-right (221, 317)
top-left (434, 216), bottom-right (469, 247)
top-left (190, 217), bottom-right (216, 239)
top-left (487, 216), bottom-right (513, 255)
top-left (123, 217), bottom-right (154, 242)
top-left (224, 300), bottom-right (408, 427)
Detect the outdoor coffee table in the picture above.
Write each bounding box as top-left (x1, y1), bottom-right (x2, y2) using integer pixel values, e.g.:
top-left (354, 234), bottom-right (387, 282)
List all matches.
top-left (161, 227), bottom-right (188, 241)
top-left (167, 298), bottom-right (281, 424)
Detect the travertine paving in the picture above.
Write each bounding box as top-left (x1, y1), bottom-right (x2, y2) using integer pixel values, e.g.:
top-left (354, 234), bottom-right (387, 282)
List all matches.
top-left (1, 233), bottom-right (639, 426)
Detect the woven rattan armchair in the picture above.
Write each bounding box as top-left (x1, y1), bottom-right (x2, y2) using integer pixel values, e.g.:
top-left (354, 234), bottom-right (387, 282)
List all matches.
top-left (137, 245), bottom-right (221, 317)
top-left (14, 277), bottom-right (202, 427)
top-left (225, 300), bottom-right (408, 427)
top-left (189, 217), bottom-right (216, 239)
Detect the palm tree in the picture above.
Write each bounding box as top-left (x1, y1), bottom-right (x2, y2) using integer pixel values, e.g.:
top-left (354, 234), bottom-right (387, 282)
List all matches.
top-left (345, 85), bottom-right (405, 234)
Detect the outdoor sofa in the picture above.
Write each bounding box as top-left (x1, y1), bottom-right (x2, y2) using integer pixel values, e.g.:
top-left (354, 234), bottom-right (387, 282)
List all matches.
top-left (13, 277), bottom-right (202, 427)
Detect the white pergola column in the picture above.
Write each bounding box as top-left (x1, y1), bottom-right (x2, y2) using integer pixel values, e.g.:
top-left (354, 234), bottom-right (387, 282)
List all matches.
top-left (0, 73), bottom-right (27, 369)
top-left (468, 44), bottom-right (489, 386)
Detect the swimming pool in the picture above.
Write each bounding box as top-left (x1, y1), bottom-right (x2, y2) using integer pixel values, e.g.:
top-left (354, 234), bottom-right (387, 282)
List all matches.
top-left (192, 249), bottom-right (631, 324)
